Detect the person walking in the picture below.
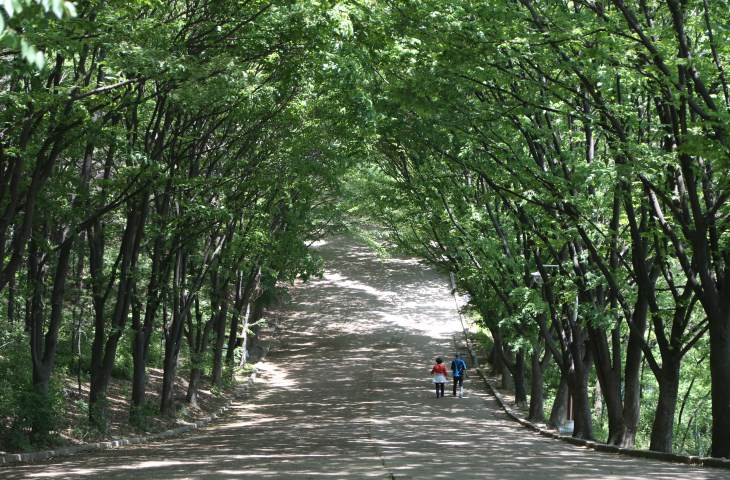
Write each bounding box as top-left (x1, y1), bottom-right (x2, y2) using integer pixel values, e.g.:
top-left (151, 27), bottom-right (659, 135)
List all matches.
top-left (451, 352), bottom-right (467, 398)
top-left (431, 357), bottom-right (448, 398)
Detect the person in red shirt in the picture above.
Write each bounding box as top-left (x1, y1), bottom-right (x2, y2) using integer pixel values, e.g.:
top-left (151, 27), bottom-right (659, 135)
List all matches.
top-left (431, 357), bottom-right (448, 398)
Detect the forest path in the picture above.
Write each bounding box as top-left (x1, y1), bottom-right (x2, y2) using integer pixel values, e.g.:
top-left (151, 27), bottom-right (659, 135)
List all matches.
top-left (3, 235), bottom-right (727, 479)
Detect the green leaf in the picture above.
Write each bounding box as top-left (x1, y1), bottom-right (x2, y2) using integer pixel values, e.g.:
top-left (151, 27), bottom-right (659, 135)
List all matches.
top-left (20, 38), bottom-right (44, 69)
top-left (3, 0), bottom-right (21, 17)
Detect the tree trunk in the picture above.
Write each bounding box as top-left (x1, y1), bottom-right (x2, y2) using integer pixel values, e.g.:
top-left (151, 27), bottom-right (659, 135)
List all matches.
top-left (650, 359), bottom-right (681, 453)
top-left (187, 367), bottom-right (203, 407)
top-left (211, 281), bottom-right (230, 388)
top-left (160, 250), bottom-right (190, 417)
top-left (568, 314), bottom-right (594, 440)
top-left (28, 234), bottom-right (46, 391)
top-left (130, 294), bottom-right (147, 427)
top-left (548, 375), bottom-right (568, 429)
top-left (590, 318), bottom-right (644, 449)
top-left (614, 297), bottom-right (648, 449)
top-left (29, 222), bottom-right (75, 438)
top-left (130, 191), bottom-right (172, 424)
top-left (513, 347), bottom-right (527, 406)
top-left (186, 297), bottom-right (213, 406)
top-left (225, 271), bottom-right (246, 365)
top-left (570, 357), bottom-right (593, 440)
top-left (491, 344), bottom-right (503, 377)
top-left (528, 345), bottom-right (546, 423)
top-left (160, 284), bottom-right (190, 417)
top-left (709, 306), bottom-right (730, 458)
top-left (161, 226), bottom-right (225, 416)
top-left (236, 305), bottom-right (250, 368)
top-left (588, 326), bottom-right (618, 431)
top-left (594, 376), bottom-right (603, 410)
top-left (7, 263), bottom-right (16, 324)
top-left (247, 299), bottom-right (266, 351)
top-left (488, 330), bottom-right (513, 390)
top-left (161, 305), bottom-right (187, 417)
top-left (88, 196), bottom-right (147, 431)
top-left (28, 137), bottom-right (95, 437)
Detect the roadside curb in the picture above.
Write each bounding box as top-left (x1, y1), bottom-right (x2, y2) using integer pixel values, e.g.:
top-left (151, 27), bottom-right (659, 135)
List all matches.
top-left (0, 346), bottom-right (270, 466)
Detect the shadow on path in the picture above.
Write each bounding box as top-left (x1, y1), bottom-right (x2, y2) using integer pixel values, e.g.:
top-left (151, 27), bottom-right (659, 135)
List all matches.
top-left (2, 236), bottom-right (727, 479)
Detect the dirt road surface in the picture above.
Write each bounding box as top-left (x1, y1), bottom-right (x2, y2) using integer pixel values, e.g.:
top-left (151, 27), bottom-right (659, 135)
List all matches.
top-left (3, 236), bottom-right (728, 479)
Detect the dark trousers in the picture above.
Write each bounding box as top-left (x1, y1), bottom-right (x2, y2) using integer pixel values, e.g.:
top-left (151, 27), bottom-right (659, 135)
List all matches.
top-left (453, 376), bottom-right (463, 396)
top-left (435, 383), bottom-right (445, 397)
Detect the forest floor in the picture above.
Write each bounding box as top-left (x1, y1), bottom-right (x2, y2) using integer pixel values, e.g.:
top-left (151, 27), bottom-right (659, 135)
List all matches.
top-left (56, 367), bottom-right (232, 450)
top-left (0, 322), bottom-right (277, 456)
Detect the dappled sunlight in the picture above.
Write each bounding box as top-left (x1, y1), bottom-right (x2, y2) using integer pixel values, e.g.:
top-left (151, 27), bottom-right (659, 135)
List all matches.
top-left (3, 236), bottom-right (726, 480)
top-left (291, 251), bottom-right (458, 341)
top-left (253, 362), bottom-right (299, 390)
top-left (21, 459), bottom-right (207, 478)
top-left (323, 272), bottom-right (400, 300)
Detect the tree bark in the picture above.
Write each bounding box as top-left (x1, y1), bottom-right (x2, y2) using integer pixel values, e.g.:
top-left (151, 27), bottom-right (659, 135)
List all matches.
top-left (708, 306), bottom-right (730, 458)
top-left (570, 354), bottom-right (594, 441)
top-left (211, 280), bottom-right (230, 388)
top-left (548, 375), bottom-right (569, 430)
top-left (650, 360), bottom-right (681, 453)
top-left (160, 250), bottom-right (190, 417)
top-left (513, 347), bottom-right (527, 406)
top-left (186, 297), bottom-right (214, 406)
top-left (527, 342), bottom-right (547, 423)
top-left (566, 301), bottom-right (594, 441)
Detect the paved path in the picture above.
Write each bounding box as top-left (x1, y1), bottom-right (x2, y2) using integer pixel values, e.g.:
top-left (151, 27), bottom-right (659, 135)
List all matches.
top-left (3, 236), bottom-right (728, 479)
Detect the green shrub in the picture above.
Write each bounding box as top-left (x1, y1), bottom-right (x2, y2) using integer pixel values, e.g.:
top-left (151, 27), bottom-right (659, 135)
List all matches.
top-left (0, 327), bottom-right (66, 451)
top-left (129, 399), bottom-right (158, 431)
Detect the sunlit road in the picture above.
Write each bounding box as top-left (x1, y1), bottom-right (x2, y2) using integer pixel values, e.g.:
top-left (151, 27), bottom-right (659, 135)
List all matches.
top-left (2, 236), bottom-right (727, 479)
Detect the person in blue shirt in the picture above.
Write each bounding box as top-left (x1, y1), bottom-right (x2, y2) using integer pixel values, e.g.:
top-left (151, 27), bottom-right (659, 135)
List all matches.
top-left (451, 352), bottom-right (468, 398)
